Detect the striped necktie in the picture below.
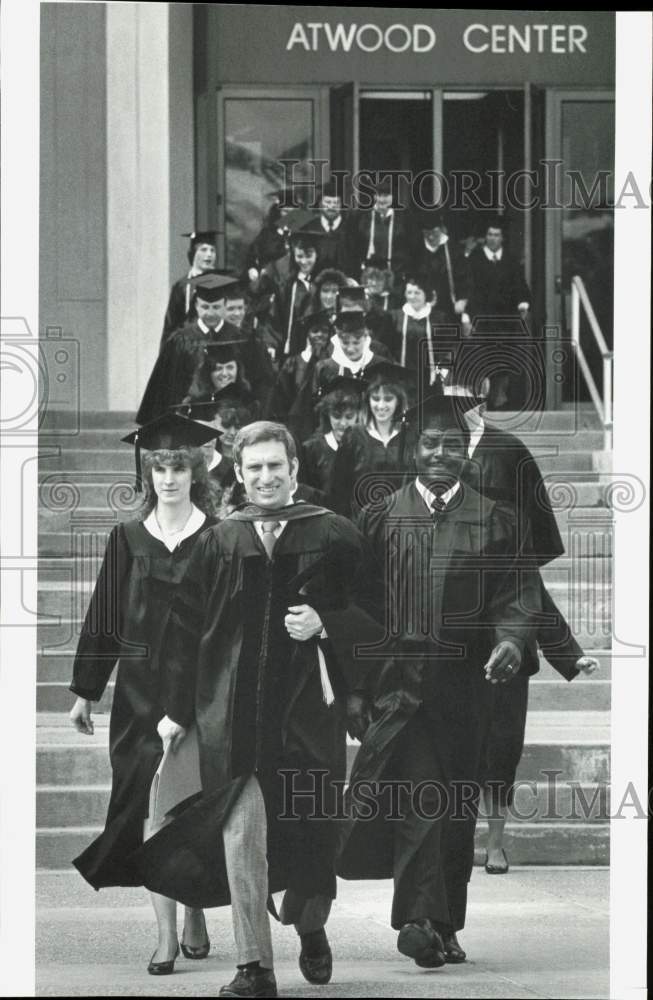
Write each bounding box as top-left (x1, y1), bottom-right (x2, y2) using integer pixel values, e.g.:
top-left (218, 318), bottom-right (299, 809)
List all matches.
top-left (260, 520), bottom-right (281, 559)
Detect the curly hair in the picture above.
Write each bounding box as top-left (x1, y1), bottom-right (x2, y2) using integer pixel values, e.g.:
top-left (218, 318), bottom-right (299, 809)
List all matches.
top-left (316, 389), bottom-right (362, 433)
top-left (314, 268), bottom-right (348, 292)
top-left (138, 447), bottom-right (221, 519)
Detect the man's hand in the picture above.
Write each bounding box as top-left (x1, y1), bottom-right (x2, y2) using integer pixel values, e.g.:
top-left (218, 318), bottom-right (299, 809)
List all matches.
top-left (157, 715), bottom-right (187, 753)
top-left (484, 641), bottom-right (522, 685)
top-left (454, 299), bottom-right (468, 315)
top-left (576, 655), bottom-right (600, 676)
top-left (285, 604), bottom-right (323, 642)
top-left (346, 693), bottom-right (371, 742)
top-left (70, 697), bottom-right (94, 735)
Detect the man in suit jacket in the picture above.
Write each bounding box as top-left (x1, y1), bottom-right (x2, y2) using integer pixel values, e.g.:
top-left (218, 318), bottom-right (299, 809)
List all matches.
top-left (338, 391), bottom-right (541, 968)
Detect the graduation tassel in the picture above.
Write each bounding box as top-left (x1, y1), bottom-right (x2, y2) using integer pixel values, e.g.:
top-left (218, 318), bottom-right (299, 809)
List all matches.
top-left (135, 434), bottom-right (143, 494)
top-left (316, 645), bottom-right (335, 707)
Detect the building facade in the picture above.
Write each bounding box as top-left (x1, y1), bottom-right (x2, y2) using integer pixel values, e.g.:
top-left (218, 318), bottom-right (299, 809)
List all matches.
top-left (40, 4), bottom-right (615, 412)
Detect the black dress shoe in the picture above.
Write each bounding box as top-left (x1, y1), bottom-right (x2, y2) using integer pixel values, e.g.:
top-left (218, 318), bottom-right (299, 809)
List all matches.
top-left (299, 929), bottom-right (333, 984)
top-left (218, 966), bottom-right (278, 997)
top-left (397, 919), bottom-right (446, 968)
top-left (147, 944), bottom-right (180, 975)
top-left (180, 936), bottom-right (211, 959)
top-left (443, 930), bottom-right (466, 963)
top-left (485, 848), bottom-right (510, 874)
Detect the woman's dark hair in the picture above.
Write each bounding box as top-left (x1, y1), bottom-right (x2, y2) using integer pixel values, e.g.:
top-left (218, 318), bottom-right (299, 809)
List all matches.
top-left (190, 358), bottom-right (252, 403)
top-left (315, 390), bottom-right (362, 433)
top-left (138, 447), bottom-right (220, 519)
top-left (364, 375), bottom-right (409, 427)
top-left (314, 268), bottom-right (348, 292)
top-left (403, 274), bottom-right (436, 300)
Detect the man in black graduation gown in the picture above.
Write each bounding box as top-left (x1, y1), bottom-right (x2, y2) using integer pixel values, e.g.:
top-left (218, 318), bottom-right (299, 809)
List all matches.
top-left (161, 230), bottom-right (219, 343)
top-left (137, 273), bottom-right (274, 425)
top-left (350, 175), bottom-right (413, 286)
top-left (337, 391), bottom-right (541, 968)
top-left (413, 211), bottom-right (469, 323)
top-left (313, 181), bottom-right (352, 277)
top-left (137, 421), bottom-right (383, 997)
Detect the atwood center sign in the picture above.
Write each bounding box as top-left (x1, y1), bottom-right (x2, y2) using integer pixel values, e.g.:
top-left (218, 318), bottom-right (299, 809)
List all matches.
top-left (208, 7), bottom-right (615, 86)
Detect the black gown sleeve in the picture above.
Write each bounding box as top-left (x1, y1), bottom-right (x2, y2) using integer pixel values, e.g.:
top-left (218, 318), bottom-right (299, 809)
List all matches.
top-left (536, 580), bottom-right (583, 681)
top-left (136, 332), bottom-right (201, 424)
top-left (69, 525), bottom-right (130, 701)
top-left (487, 502), bottom-right (543, 660)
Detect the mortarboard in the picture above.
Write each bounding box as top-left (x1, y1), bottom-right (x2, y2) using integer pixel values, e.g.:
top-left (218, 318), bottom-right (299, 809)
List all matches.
top-left (210, 383), bottom-right (258, 411)
top-left (191, 272), bottom-right (242, 302)
top-left (121, 412), bottom-right (219, 492)
top-left (203, 338), bottom-right (248, 364)
top-left (170, 401), bottom-right (225, 426)
top-left (279, 208), bottom-right (317, 235)
top-left (297, 310), bottom-right (334, 337)
top-left (362, 254), bottom-right (390, 271)
top-left (337, 286), bottom-right (367, 310)
top-left (418, 209), bottom-right (448, 233)
top-left (318, 373), bottom-right (368, 400)
top-left (403, 390), bottom-right (470, 435)
top-left (364, 360), bottom-right (415, 388)
top-left (333, 311), bottom-right (369, 336)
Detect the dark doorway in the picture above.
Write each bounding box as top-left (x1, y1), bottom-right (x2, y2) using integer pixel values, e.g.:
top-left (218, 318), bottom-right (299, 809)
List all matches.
top-left (359, 92), bottom-right (433, 189)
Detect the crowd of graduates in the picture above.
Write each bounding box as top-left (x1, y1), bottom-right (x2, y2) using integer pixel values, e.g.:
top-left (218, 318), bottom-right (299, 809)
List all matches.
top-left (136, 176), bottom-right (534, 518)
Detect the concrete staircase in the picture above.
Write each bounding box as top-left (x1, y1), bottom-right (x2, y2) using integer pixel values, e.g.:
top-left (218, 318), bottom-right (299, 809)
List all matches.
top-left (36, 407), bottom-right (612, 869)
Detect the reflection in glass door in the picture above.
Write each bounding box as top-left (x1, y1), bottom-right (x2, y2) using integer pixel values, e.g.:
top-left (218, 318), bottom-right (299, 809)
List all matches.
top-left (217, 88), bottom-right (325, 270)
top-left (546, 93), bottom-right (615, 404)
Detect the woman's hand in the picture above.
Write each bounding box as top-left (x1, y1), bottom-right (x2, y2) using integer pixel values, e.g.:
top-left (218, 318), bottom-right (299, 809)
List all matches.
top-left (576, 655), bottom-right (600, 676)
top-left (70, 697), bottom-right (94, 735)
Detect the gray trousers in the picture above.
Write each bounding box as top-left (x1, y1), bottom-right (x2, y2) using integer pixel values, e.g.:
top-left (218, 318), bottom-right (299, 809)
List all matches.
top-left (222, 775), bottom-right (332, 969)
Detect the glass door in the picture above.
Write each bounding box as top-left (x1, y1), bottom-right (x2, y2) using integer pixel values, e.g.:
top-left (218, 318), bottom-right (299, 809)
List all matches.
top-left (545, 91), bottom-right (615, 405)
top-left (216, 87), bottom-right (327, 271)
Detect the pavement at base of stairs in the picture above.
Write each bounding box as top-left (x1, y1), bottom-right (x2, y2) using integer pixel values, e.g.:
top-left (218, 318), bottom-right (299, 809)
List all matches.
top-left (35, 868), bottom-right (608, 998)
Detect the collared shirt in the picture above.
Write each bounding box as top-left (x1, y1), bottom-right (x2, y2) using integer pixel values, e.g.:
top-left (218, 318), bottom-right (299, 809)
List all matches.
top-left (197, 318), bottom-right (225, 336)
top-left (324, 431), bottom-right (338, 451)
top-left (144, 504), bottom-right (206, 553)
top-left (254, 519), bottom-right (288, 545)
top-left (366, 422), bottom-right (400, 445)
top-left (483, 245), bottom-right (503, 263)
top-left (415, 477), bottom-right (461, 511)
top-left (321, 214), bottom-right (343, 233)
top-left (207, 450), bottom-right (222, 472)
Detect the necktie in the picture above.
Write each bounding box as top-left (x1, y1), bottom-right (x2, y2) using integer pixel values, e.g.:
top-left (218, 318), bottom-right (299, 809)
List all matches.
top-left (492, 253), bottom-right (499, 263)
top-left (260, 520), bottom-right (281, 560)
top-left (430, 495), bottom-right (446, 520)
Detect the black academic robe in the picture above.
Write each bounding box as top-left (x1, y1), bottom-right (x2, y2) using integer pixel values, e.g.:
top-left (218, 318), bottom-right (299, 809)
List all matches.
top-left (466, 246), bottom-right (531, 322)
top-left (301, 434), bottom-right (338, 496)
top-left (337, 482), bottom-right (541, 929)
top-left (245, 225), bottom-right (287, 273)
top-left (314, 216), bottom-right (353, 276)
top-left (136, 320), bottom-right (242, 425)
top-left (266, 349), bottom-right (331, 446)
top-left (329, 424), bottom-right (407, 518)
top-left (350, 209), bottom-right (413, 279)
top-left (69, 516), bottom-right (215, 890)
top-left (413, 241), bottom-right (468, 321)
top-left (385, 307), bottom-right (454, 378)
top-left (135, 505), bottom-right (383, 908)
top-left (161, 275), bottom-right (197, 346)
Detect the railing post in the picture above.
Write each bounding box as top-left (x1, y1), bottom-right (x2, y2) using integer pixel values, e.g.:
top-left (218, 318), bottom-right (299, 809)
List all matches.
top-left (570, 279), bottom-right (580, 347)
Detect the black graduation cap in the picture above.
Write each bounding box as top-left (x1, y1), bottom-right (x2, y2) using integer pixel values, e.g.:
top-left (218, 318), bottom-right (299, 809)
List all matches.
top-left (170, 401), bottom-right (225, 426)
top-left (191, 272), bottom-right (242, 302)
top-left (203, 338), bottom-right (248, 363)
top-left (364, 360), bottom-right (415, 388)
top-left (478, 213), bottom-right (508, 236)
top-left (337, 286), bottom-right (367, 310)
top-left (210, 382), bottom-right (258, 411)
top-left (297, 309), bottom-right (334, 337)
top-left (289, 225), bottom-right (326, 249)
top-left (333, 311), bottom-right (369, 335)
top-left (182, 230), bottom-right (220, 265)
top-left (320, 372), bottom-right (367, 395)
top-left (362, 254), bottom-right (390, 271)
top-left (121, 412), bottom-right (219, 492)
top-left (373, 175), bottom-right (394, 195)
top-left (280, 208), bottom-right (317, 235)
top-left (403, 389), bottom-right (469, 435)
top-left (318, 179), bottom-right (345, 201)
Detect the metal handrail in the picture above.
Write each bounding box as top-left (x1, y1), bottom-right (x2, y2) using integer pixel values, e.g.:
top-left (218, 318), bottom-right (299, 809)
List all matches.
top-left (570, 275), bottom-right (613, 450)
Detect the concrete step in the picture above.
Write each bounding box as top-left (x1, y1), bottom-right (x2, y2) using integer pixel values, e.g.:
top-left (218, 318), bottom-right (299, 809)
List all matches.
top-left (36, 818), bottom-right (610, 869)
top-left (35, 648), bottom-right (616, 684)
top-left (37, 673), bottom-right (611, 715)
top-left (35, 711), bottom-right (611, 786)
top-left (36, 778), bottom-right (610, 831)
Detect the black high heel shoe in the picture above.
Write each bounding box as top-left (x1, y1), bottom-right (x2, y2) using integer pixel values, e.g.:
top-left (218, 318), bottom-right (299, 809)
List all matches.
top-left (147, 944), bottom-right (180, 975)
top-left (180, 937), bottom-right (211, 960)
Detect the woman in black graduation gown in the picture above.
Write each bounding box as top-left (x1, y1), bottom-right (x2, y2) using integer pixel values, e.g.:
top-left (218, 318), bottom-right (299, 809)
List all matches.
top-left (386, 273), bottom-right (452, 383)
top-left (161, 231), bottom-right (218, 345)
top-left (330, 362), bottom-right (411, 517)
top-left (68, 414), bottom-right (220, 974)
top-left (301, 376), bottom-right (364, 496)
